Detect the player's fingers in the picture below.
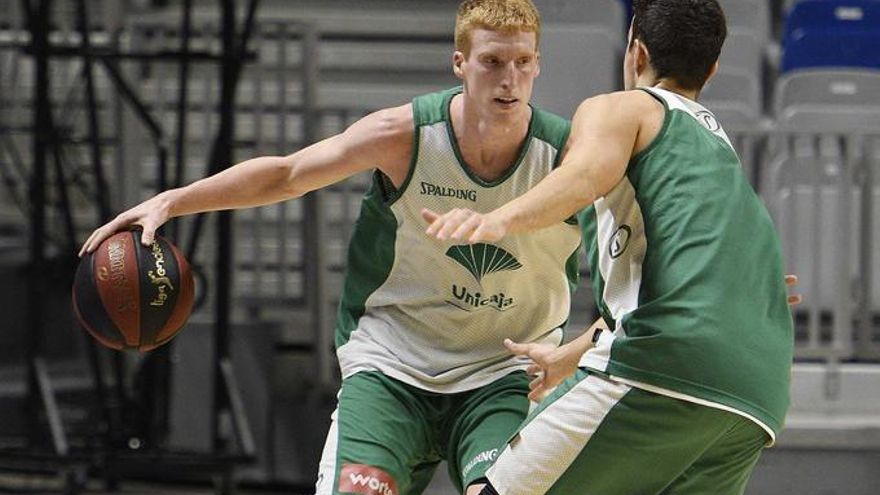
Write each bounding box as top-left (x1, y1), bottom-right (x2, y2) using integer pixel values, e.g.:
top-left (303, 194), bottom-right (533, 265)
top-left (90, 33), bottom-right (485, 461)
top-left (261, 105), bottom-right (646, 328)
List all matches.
top-left (528, 386), bottom-right (548, 402)
top-left (785, 274), bottom-right (798, 287)
top-left (435, 210), bottom-right (471, 240)
top-left (469, 223), bottom-right (499, 244)
top-left (788, 294), bottom-right (803, 306)
top-left (425, 220), bottom-right (444, 238)
top-left (79, 229), bottom-right (100, 257)
top-left (529, 375), bottom-right (543, 391)
top-left (140, 225), bottom-right (157, 246)
top-left (504, 338), bottom-right (531, 356)
top-left (81, 225), bottom-right (113, 256)
top-left (526, 363), bottom-right (542, 375)
top-left (424, 210), bottom-right (450, 237)
top-left (449, 215), bottom-right (481, 242)
top-left (421, 208), bottom-right (440, 225)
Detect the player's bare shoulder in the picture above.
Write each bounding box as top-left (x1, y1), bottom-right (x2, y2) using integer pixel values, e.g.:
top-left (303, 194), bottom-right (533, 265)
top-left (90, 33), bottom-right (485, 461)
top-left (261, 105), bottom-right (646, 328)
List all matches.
top-left (576, 90), bottom-right (661, 121)
top-left (347, 103), bottom-right (414, 186)
top-left (589, 90), bottom-right (664, 155)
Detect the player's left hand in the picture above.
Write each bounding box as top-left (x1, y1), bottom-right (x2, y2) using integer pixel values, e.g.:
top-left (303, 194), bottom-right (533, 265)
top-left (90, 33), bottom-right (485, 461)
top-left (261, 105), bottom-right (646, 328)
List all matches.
top-left (421, 208), bottom-right (508, 244)
top-left (504, 339), bottom-right (580, 402)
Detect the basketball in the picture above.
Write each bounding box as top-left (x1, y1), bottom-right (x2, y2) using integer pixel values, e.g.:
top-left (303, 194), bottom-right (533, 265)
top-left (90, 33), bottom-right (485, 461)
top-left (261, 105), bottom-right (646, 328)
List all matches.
top-left (72, 230), bottom-right (195, 351)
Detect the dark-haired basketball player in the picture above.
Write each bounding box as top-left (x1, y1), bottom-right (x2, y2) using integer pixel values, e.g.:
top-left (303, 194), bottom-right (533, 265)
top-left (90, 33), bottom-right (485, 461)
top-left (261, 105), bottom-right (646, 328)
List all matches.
top-left (425, 1), bottom-right (794, 493)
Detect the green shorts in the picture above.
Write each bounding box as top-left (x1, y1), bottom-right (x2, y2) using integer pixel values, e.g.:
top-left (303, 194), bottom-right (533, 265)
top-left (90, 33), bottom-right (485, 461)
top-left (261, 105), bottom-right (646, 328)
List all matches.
top-left (486, 369), bottom-right (770, 495)
top-left (315, 371), bottom-right (530, 495)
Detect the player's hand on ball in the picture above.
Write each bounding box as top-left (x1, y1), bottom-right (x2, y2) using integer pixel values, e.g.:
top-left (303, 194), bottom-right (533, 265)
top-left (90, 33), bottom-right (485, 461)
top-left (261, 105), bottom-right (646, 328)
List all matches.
top-left (79, 193), bottom-right (173, 257)
top-left (504, 339), bottom-right (580, 402)
top-left (421, 208), bottom-right (508, 244)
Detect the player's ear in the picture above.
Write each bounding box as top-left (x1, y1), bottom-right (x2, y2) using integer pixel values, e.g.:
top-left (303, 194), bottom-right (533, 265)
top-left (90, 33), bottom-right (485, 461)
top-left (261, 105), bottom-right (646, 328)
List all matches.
top-left (453, 51), bottom-right (465, 79)
top-left (704, 60), bottom-right (720, 85)
top-left (634, 39), bottom-right (651, 77)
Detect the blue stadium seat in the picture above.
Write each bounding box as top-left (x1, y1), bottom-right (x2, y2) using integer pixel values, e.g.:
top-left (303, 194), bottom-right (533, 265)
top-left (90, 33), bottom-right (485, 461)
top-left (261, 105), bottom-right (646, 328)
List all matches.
top-left (783, 31), bottom-right (880, 71)
top-left (784, 0), bottom-right (880, 41)
top-left (782, 0), bottom-right (880, 72)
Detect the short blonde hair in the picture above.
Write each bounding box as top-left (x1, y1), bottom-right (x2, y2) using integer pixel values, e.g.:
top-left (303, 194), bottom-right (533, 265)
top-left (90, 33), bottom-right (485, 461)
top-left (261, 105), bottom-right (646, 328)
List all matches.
top-left (454, 0), bottom-right (541, 55)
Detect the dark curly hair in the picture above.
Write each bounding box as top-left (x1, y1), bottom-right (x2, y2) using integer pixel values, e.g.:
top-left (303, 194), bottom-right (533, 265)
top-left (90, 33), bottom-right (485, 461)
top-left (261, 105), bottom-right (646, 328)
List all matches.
top-left (631, 0), bottom-right (727, 90)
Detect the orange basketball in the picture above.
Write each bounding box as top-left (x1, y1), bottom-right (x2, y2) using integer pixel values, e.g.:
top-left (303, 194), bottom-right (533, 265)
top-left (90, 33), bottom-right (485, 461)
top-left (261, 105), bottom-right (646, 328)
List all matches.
top-left (72, 231), bottom-right (195, 351)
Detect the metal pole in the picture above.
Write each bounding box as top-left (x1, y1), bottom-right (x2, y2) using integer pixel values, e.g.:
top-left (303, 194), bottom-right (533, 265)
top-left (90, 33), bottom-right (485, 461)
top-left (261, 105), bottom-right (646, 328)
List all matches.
top-left (184, 0), bottom-right (259, 262)
top-left (172, 0), bottom-right (194, 240)
top-left (213, 0), bottom-right (237, 456)
top-left (857, 136), bottom-right (875, 359)
top-left (75, 0), bottom-right (110, 221)
top-left (298, 23), bottom-right (333, 390)
top-left (25, 0), bottom-right (69, 454)
top-left (26, 0), bottom-right (48, 446)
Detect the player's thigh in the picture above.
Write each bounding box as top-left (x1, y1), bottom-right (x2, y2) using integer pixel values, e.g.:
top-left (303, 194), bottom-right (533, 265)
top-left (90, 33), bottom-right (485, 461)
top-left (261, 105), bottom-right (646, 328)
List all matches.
top-left (661, 416), bottom-right (768, 495)
top-left (486, 371), bottom-right (742, 495)
top-left (447, 372), bottom-right (531, 492)
top-left (315, 372), bottom-right (438, 495)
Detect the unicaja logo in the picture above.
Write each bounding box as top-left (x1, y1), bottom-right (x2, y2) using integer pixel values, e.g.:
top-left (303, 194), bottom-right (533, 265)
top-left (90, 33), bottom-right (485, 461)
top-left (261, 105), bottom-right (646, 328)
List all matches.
top-left (445, 244), bottom-right (522, 283)
top-left (445, 244), bottom-right (521, 312)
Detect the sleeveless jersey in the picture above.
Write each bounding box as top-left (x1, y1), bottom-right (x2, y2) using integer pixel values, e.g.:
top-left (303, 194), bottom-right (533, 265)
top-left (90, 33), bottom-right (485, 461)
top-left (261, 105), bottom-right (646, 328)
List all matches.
top-left (578, 87), bottom-right (794, 440)
top-left (336, 87), bottom-right (582, 393)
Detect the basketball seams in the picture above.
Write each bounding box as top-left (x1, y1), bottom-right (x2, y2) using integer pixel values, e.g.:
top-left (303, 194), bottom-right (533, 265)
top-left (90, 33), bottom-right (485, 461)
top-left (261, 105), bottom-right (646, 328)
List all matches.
top-left (72, 267), bottom-right (125, 350)
top-left (73, 231), bottom-right (194, 352)
top-left (91, 232), bottom-right (141, 348)
top-left (126, 230), bottom-right (143, 348)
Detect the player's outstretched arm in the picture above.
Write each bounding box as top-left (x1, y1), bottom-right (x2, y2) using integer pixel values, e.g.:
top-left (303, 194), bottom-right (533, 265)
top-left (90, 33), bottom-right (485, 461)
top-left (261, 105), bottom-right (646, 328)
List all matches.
top-left (423, 92), bottom-right (651, 243)
top-left (80, 104), bottom-right (413, 255)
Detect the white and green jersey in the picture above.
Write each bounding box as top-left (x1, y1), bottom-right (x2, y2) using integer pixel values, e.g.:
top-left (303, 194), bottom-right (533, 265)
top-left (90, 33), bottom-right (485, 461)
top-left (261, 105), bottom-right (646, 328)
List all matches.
top-left (335, 87), bottom-right (581, 393)
top-left (579, 87), bottom-right (794, 440)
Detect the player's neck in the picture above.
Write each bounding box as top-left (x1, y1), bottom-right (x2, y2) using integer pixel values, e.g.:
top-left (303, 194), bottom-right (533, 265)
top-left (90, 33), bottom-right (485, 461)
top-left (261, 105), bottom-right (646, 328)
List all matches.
top-left (450, 94), bottom-right (531, 181)
top-left (651, 79), bottom-right (700, 102)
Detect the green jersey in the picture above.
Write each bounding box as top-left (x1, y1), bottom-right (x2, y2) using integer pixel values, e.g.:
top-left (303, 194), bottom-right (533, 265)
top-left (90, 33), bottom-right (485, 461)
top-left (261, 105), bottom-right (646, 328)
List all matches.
top-left (336, 87), bottom-right (581, 393)
top-left (579, 87), bottom-right (794, 440)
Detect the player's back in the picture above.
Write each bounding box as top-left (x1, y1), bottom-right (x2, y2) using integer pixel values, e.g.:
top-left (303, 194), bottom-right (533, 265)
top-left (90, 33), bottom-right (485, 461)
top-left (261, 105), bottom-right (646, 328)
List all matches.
top-left (580, 87), bottom-right (794, 440)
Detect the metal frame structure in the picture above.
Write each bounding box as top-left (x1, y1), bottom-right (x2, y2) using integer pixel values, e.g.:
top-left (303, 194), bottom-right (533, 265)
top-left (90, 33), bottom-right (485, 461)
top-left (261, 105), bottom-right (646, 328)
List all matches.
top-left (0, 1), bottom-right (271, 493)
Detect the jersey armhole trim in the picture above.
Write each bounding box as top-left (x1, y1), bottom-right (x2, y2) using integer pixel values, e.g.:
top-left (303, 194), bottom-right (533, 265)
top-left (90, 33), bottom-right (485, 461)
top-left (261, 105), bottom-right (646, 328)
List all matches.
top-left (628, 88), bottom-right (672, 170)
top-left (385, 100), bottom-right (423, 206)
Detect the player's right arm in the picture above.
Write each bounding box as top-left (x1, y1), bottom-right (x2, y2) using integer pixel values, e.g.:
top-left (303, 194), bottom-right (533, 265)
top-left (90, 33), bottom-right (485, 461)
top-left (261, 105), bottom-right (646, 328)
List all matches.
top-left (79, 104), bottom-right (414, 255)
